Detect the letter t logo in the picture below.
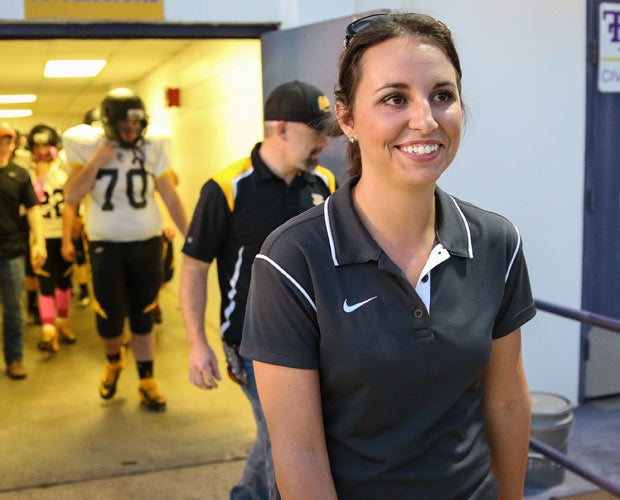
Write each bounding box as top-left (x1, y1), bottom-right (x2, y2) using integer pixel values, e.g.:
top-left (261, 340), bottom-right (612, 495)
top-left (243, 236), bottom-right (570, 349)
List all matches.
top-left (603, 10), bottom-right (620, 44)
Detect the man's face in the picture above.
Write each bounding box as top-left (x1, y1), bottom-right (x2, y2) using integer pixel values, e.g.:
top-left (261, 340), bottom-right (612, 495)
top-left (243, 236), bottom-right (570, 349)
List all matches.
top-left (0, 135), bottom-right (16, 166)
top-left (285, 122), bottom-right (328, 171)
top-left (33, 143), bottom-right (55, 162)
top-left (116, 119), bottom-right (142, 145)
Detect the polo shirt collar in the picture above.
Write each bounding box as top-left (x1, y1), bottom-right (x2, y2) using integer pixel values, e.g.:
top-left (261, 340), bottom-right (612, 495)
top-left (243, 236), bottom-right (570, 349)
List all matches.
top-left (325, 176), bottom-right (473, 266)
top-left (250, 142), bottom-right (317, 185)
top-left (250, 142), bottom-right (278, 182)
top-left (434, 186), bottom-right (473, 258)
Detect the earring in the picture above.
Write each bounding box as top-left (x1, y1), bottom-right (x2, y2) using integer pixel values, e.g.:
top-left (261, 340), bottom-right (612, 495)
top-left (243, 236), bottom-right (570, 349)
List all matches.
top-left (348, 136), bottom-right (355, 143)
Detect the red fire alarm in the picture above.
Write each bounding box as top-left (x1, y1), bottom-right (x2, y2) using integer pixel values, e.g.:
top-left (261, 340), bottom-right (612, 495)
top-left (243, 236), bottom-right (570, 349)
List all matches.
top-left (166, 87), bottom-right (180, 107)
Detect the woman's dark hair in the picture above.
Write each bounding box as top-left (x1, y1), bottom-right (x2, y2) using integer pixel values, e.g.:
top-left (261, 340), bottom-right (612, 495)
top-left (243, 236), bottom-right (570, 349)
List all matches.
top-left (333, 12), bottom-right (463, 176)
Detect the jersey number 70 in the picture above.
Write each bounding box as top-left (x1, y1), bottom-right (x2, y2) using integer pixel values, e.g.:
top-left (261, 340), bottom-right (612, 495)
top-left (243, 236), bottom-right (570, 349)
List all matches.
top-left (96, 168), bottom-right (149, 211)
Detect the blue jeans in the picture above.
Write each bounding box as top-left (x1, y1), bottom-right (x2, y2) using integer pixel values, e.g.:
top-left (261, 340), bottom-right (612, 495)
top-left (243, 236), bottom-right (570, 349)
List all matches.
top-left (230, 356), bottom-right (275, 500)
top-left (0, 256), bottom-right (25, 365)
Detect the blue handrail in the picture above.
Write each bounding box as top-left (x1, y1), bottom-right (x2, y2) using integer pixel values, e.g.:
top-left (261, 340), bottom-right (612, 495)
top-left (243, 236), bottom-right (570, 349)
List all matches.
top-left (530, 437), bottom-right (620, 497)
top-left (530, 299), bottom-right (620, 497)
top-left (534, 299), bottom-right (620, 333)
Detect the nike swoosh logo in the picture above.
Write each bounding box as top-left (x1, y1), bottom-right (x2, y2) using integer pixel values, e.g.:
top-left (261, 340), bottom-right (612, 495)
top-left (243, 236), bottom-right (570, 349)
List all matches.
top-left (343, 296), bottom-right (378, 313)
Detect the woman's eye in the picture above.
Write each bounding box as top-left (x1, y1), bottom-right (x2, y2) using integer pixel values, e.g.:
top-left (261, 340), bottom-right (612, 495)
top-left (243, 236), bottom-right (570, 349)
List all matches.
top-left (383, 93), bottom-right (406, 106)
top-left (433, 90), bottom-right (457, 103)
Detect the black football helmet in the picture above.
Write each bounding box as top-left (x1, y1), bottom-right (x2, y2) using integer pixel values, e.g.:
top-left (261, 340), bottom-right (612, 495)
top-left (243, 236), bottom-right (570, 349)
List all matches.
top-left (27, 124), bottom-right (62, 150)
top-left (83, 107), bottom-right (101, 126)
top-left (27, 124), bottom-right (62, 160)
top-left (100, 88), bottom-right (148, 148)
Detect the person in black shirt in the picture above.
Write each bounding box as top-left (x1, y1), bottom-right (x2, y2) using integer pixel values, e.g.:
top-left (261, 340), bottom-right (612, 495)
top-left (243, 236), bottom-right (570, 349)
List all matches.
top-left (241, 13), bottom-right (536, 499)
top-left (180, 81), bottom-right (337, 500)
top-left (0, 122), bottom-right (46, 379)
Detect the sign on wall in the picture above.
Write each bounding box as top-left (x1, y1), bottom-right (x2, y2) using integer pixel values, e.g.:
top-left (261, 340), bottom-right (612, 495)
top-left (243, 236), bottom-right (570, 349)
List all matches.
top-left (599, 2), bottom-right (620, 92)
top-left (24, 0), bottom-right (164, 21)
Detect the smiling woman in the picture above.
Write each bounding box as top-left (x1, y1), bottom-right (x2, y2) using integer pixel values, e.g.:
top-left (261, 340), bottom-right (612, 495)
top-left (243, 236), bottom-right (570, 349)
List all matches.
top-left (241, 11), bottom-right (537, 500)
top-left (337, 35), bottom-right (462, 191)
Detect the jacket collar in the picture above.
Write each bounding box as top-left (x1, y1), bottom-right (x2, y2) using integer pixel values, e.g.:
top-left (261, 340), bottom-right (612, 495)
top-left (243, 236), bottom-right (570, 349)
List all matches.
top-left (250, 142), bottom-right (318, 186)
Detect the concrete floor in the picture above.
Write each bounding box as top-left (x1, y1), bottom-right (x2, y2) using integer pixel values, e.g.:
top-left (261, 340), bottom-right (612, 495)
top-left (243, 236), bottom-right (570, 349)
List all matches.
top-left (0, 283), bottom-right (254, 500)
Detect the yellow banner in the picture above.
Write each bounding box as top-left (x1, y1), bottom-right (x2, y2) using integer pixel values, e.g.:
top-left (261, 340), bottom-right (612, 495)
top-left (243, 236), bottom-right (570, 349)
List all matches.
top-left (25, 0), bottom-right (164, 20)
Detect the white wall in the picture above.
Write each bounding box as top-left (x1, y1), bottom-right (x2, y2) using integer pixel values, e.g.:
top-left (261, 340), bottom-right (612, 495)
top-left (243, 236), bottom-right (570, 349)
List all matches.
top-left (0, 1), bottom-right (22, 18)
top-left (134, 39), bottom-right (263, 212)
top-left (163, 1), bottom-right (280, 23)
top-left (130, 39), bottom-right (263, 331)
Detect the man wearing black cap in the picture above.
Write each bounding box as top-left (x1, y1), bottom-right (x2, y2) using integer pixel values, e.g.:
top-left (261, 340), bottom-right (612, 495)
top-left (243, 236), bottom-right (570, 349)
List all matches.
top-left (0, 122), bottom-right (46, 380)
top-left (180, 80), bottom-right (337, 499)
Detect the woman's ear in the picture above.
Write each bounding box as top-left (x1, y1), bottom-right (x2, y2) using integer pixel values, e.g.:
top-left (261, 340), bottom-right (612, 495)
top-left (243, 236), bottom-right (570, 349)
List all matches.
top-left (336, 101), bottom-right (354, 139)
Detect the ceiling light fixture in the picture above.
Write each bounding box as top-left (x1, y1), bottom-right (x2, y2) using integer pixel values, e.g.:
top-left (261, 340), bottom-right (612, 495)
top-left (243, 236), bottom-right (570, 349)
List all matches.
top-left (0, 109), bottom-right (33, 118)
top-left (44, 59), bottom-right (107, 78)
top-left (0, 94), bottom-right (37, 104)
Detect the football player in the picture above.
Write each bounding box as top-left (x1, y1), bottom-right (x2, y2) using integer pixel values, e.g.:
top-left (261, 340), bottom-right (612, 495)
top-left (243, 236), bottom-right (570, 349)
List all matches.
top-left (63, 88), bottom-right (188, 412)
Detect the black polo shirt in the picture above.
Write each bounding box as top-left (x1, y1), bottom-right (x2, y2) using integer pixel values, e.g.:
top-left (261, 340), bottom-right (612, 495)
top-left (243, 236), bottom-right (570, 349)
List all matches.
top-left (182, 142), bottom-right (336, 347)
top-left (241, 176), bottom-right (536, 499)
top-left (0, 162), bottom-right (39, 259)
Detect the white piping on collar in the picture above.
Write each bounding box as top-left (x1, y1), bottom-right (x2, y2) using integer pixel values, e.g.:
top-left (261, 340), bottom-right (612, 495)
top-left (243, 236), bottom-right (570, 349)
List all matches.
top-left (506, 224), bottom-right (521, 283)
top-left (447, 195), bottom-right (474, 258)
top-left (324, 196), bottom-right (339, 266)
top-left (255, 254), bottom-right (317, 312)
top-left (232, 167), bottom-right (253, 200)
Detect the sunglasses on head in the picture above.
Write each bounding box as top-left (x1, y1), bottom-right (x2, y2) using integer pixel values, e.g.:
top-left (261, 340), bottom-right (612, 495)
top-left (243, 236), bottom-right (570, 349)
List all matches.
top-left (343, 13), bottom-right (388, 50)
top-left (343, 12), bottom-right (452, 50)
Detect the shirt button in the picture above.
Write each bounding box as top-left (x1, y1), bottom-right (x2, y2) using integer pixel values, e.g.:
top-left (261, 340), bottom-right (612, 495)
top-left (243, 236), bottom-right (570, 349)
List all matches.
top-left (414, 309), bottom-right (424, 319)
top-left (421, 274), bottom-right (429, 283)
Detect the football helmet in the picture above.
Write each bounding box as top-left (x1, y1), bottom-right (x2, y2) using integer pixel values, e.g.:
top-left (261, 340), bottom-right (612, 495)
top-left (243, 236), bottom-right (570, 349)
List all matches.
top-left (100, 88), bottom-right (148, 148)
top-left (27, 124), bottom-right (62, 161)
top-left (83, 107), bottom-right (101, 126)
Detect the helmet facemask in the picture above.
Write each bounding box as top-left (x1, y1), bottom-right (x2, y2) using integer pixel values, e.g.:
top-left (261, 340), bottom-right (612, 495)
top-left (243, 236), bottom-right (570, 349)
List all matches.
top-left (100, 89), bottom-right (148, 149)
top-left (27, 125), bottom-right (61, 161)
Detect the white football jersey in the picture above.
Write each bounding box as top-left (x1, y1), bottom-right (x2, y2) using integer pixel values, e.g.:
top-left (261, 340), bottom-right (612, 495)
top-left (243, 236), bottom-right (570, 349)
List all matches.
top-left (28, 158), bottom-right (69, 239)
top-left (63, 124), bottom-right (170, 242)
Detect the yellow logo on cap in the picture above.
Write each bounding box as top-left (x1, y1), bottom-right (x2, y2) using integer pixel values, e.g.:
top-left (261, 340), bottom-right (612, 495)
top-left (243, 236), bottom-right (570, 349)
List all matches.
top-left (317, 95), bottom-right (331, 113)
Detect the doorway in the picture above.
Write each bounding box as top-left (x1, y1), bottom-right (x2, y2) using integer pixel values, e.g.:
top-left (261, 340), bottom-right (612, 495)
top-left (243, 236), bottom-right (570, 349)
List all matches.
top-left (582, 0), bottom-right (620, 400)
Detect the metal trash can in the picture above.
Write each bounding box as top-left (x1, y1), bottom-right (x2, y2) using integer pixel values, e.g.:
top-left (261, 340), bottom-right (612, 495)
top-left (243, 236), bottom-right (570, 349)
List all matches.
top-left (525, 391), bottom-right (574, 489)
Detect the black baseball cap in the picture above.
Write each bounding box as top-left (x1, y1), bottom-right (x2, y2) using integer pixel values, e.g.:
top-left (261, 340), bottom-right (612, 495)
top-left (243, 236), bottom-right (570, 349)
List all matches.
top-left (264, 80), bottom-right (332, 132)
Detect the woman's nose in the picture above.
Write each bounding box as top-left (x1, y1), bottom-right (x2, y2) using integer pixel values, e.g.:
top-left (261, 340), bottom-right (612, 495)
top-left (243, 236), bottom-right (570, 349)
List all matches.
top-left (408, 100), bottom-right (438, 133)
